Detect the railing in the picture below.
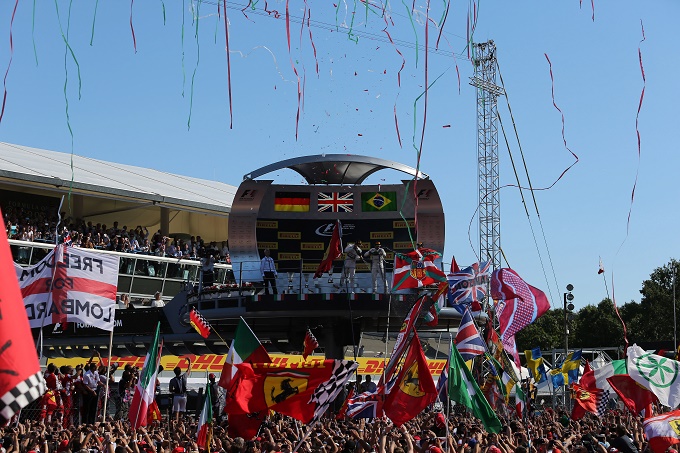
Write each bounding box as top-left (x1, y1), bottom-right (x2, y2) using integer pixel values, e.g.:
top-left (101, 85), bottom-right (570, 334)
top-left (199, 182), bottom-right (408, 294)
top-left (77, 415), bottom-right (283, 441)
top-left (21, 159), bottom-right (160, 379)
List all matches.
top-left (9, 239), bottom-right (233, 303)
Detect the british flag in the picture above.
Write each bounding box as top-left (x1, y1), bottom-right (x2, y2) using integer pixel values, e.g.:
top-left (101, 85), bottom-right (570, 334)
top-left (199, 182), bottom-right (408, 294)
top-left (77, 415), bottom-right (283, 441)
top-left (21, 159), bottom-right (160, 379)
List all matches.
top-left (447, 261), bottom-right (490, 307)
top-left (346, 379), bottom-right (395, 419)
top-left (454, 308), bottom-right (486, 361)
top-left (318, 192), bottom-right (353, 213)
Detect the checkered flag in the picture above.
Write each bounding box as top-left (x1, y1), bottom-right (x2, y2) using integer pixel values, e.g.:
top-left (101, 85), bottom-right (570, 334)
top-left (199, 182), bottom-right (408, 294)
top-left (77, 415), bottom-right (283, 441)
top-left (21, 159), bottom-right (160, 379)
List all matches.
top-left (0, 372), bottom-right (46, 421)
top-left (597, 389), bottom-right (610, 417)
top-left (308, 360), bottom-right (358, 423)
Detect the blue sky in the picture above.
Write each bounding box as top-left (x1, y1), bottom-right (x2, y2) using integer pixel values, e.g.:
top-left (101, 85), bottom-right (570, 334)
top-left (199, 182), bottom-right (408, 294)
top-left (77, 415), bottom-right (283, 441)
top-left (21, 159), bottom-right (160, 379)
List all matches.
top-left (0, 1), bottom-right (678, 311)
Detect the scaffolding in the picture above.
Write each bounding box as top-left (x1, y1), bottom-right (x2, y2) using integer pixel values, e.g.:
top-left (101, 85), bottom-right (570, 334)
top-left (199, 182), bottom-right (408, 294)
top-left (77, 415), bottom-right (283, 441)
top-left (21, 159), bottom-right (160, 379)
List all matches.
top-left (470, 41), bottom-right (504, 273)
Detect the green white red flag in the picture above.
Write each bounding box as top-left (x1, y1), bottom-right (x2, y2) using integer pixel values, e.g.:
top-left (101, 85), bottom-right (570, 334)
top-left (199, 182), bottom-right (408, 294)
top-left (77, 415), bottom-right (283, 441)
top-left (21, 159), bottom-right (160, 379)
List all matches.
top-left (129, 322), bottom-right (162, 428)
top-left (218, 317), bottom-right (271, 390)
top-left (197, 381), bottom-right (213, 449)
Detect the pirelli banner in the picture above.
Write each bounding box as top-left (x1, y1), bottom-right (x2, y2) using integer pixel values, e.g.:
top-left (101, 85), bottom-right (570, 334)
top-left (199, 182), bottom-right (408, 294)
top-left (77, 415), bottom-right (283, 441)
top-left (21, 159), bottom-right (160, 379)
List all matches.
top-left (14, 246), bottom-right (119, 331)
top-left (48, 353), bottom-right (448, 377)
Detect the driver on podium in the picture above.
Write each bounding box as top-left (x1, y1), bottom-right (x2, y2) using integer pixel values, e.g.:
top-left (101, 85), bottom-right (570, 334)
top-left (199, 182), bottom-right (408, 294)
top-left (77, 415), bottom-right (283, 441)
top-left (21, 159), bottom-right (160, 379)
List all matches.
top-left (341, 240), bottom-right (363, 293)
top-left (364, 241), bottom-right (387, 294)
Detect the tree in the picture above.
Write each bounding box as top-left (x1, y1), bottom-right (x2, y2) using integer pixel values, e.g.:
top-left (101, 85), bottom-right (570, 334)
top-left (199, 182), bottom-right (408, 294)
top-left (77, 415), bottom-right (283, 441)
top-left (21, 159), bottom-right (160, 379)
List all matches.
top-left (570, 299), bottom-right (624, 348)
top-left (515, 309), bottom-right (567, 352)
top-left (630, 260), bottom-right (679, 343)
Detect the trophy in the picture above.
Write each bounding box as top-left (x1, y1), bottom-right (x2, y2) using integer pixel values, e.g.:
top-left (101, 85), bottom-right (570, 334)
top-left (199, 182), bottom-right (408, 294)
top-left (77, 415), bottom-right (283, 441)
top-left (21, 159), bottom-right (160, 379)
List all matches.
top-left (328, 270), bottom-right (334, 284)
top-left (287, 271), bottom-right (295, 294)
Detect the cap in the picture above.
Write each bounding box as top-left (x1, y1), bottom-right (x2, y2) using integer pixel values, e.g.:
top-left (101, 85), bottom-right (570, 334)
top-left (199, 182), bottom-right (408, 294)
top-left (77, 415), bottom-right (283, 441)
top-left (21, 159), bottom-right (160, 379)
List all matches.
top-left (435, 412), bottom-right (446, 428)
top-left (58, 440), bottom-right (69, 452)
top-left (172, 448), bottom-right (185, 453)
top-left (488, 447), bottom-right (502, 453)
top-left (375, 241), bottom-right (381, 246)
top-left (209, 373), bottom-right (216, 380)
top-left (609, 449), bottom-right (619, 453)
top-left (428, 447), bottom-right (443, 453)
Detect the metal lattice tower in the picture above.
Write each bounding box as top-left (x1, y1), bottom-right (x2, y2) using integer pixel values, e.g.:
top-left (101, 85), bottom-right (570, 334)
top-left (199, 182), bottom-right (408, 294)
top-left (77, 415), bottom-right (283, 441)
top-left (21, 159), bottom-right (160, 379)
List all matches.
top-left (470, 41), bottom-right (504, 272)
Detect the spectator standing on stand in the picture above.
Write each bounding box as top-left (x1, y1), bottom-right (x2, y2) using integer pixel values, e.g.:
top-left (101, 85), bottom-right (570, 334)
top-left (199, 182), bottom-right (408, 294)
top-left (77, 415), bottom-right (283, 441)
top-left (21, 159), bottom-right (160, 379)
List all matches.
top-left (260, 248), bottom-right (278, 295)
top-left (169, 358), bottom-right (192, 422)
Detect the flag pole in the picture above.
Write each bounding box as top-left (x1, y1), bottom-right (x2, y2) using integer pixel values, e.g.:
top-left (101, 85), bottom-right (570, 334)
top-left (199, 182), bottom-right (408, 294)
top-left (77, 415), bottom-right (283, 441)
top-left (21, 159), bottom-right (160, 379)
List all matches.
top-left (444, 337), bottom-right (452, 453)
top-left (102, 328), bottom-right (114, 421)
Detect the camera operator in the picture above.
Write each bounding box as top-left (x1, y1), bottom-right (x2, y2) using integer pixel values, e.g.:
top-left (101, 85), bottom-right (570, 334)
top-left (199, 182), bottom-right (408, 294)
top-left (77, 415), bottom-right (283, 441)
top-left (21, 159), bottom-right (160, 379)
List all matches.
top-left (363, 241), bottom-right (387, 294)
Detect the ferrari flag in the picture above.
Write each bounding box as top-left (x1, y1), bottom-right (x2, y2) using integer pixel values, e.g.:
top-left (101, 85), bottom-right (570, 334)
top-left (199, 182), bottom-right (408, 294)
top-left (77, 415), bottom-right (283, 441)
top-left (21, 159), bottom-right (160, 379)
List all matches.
top-left (15, 247), bottom-right (118, 331)
top-left (0, 213), bottom-right (45, 421)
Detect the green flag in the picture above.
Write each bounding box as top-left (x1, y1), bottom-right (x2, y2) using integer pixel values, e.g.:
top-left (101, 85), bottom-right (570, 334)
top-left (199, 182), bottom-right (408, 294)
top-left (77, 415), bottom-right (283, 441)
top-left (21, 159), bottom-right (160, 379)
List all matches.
top-left (448, 343), bottom-right (502, 433)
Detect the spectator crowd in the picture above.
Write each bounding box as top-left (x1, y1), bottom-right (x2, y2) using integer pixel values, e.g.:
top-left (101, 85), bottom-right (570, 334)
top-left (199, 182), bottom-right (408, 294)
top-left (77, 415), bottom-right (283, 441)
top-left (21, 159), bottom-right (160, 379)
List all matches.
top-left (3, 208), bottom-right (230, 263)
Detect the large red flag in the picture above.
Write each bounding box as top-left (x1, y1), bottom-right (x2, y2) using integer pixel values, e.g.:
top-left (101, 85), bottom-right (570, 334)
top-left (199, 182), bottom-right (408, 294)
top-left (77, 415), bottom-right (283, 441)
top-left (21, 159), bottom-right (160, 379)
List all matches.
top-left (302, 329), bottom-right (319, 360)
top-left (0, 213), bottom-right (45, 422)
top-left (225, 359), bottom-right (355, 424)
top-left (314, 220), bottom-right (343, 278)
top-left (644, 410), bottom-right (680, 453)
top-left (607, 374), bottom-right (658, 414)
top-left (383, 333), bottom-right (437, 426)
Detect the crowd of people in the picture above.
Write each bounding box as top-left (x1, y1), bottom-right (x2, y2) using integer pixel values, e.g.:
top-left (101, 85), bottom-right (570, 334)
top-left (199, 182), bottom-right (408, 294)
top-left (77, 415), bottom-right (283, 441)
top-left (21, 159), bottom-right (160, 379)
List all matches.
top-left (3, 209), bottom-right (230, 263)
top-left (1, 382), bottom-right (650, 453)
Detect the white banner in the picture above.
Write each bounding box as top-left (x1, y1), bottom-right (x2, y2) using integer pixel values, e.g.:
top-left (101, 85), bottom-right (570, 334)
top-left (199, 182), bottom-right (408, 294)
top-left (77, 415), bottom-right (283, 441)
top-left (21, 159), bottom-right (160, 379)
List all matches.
top-left (15, 246), bottom-right (119, 331)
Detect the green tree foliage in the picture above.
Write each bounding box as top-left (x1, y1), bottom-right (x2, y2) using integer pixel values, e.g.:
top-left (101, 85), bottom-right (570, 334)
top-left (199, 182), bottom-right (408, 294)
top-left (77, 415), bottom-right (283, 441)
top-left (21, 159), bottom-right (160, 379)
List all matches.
top-left (514, 260), bottom-right (679, 351)
top-left (570, 300), bottom-right (624, 348)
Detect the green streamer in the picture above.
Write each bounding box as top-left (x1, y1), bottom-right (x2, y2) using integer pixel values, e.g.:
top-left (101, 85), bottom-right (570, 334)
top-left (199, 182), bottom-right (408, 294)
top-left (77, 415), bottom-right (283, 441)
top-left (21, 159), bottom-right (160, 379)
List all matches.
top-left (187, 0), bottom-right (202, 130)
top-left (347, 0), bottom-right (358, 43)
top-left (54, 0), bottom-right (82, 100)
top-left (181, 0), bottom-right (186, 97)
top-left (402, 1), bottom-right (418, 67)
top-left (89, 0), bottom-right (99, 45)
top-left (160, 0), bottom-right (166, 25)
top-left (32, 0), bottom-right (38, 65)
top-left (411, 71), bottom-right (446, 153)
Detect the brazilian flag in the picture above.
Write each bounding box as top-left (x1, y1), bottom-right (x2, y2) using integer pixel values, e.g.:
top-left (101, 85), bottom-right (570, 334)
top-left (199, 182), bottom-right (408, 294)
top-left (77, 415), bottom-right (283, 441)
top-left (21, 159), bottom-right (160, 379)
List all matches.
top-left (361, 192), bottom-right (397, 212)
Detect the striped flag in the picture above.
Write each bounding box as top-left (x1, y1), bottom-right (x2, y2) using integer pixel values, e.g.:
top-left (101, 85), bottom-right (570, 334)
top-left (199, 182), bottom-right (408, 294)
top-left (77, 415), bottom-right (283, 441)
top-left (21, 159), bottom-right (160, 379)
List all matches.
top-left (455, 308), bottom-right (486, 361)
top-left (129, 323), bottom-right (162, 428)
top-left (190, 308), bottom-right (212, 338)
top-left (302, 329), bottom-right (319, 360)
top-left (197, 381), bottom-right (213, 449)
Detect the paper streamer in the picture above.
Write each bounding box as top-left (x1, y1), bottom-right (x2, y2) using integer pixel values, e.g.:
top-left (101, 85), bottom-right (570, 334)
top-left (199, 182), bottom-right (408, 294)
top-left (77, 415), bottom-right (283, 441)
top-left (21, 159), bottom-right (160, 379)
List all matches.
top-left (285, 0), bottom-right (302, 139)
top-left (222, 0), bottom-right (233, 128)
top-left (130, 0), bottom-right (137, 53)
top-left (32, 0), bottom-right (38, 65)
top-left (90, 0), bottom-right (99, 45)
top-left (307, 9), bottom-right (319, 76)
top-left (625, 21), bottom-right (645, 236)
top-left (187, 0), bottom-right (202, 130)
top-left (0, 0), bottom-right (18, 125)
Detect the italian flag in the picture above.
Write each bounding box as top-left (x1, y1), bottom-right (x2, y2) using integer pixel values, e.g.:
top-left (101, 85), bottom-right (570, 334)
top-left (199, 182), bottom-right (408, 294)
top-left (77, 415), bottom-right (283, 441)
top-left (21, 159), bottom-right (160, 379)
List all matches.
top-left (197, 382), bottom-right (213, 449)
top-left (129, 323), bottom-right (162, 428)
top-left (515, 383), bottom-right (526, 418)
top-left (218, 317), bottom-right (271, 390)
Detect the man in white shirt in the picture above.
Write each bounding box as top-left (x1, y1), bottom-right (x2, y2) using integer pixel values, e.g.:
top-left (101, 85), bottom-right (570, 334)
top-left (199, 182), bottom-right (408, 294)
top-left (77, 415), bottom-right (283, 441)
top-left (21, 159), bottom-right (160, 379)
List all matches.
top-left (260, 248), bottom-right (278, 295)
top-left (152, 292), bottom-right (165, 307)
top-left (82, 362), bottom-right (99, 423)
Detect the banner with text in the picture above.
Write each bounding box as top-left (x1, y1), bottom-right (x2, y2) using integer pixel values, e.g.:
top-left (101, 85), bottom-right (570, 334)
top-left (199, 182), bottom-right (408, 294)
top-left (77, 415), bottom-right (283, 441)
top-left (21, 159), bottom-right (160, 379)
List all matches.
top-left (15, 246), bottom-right (119, 331)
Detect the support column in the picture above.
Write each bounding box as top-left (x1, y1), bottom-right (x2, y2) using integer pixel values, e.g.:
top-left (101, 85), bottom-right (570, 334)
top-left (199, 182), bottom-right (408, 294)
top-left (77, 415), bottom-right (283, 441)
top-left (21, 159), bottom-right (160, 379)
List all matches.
top-left (160, 207), bottom-right (170, 236)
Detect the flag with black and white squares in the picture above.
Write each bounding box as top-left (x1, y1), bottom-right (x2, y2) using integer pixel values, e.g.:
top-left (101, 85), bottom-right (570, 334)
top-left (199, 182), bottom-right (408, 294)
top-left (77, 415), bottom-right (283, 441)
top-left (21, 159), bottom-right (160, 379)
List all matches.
top-left (0, 372), bottom-right (45, 421)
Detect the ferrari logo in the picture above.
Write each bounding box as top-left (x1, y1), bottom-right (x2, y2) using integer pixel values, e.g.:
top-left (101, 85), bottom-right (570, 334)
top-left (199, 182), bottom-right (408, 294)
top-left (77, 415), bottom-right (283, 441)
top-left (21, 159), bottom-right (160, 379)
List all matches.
top-left (399, 361), bottom-right (425, 397)
top-left (264, 371), bottom-right (309, 407)
top-left (578, 390), bottom-right (591, 401)
top-left (670, 419), bottom-right (680, 436)
top-left (409, 261), bottom-right (426, 280)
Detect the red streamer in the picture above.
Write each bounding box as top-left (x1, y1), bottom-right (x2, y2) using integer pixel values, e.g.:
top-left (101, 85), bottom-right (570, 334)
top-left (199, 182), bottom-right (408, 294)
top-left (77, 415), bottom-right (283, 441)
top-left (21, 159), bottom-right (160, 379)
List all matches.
top-left (435, 0), bottom-right (451, 50)
top-left (0, 0), bottom-right (18, 125)
top-left (285, 0), bottom-right (302, 140)
top-left (625, 21), bottom-right (645, 236)
top-left (130, 0), bottom-right (137, 53)
top-left (222, 0), bottom-right (233, 128)
top-left (610, 276), bottom-right (629, 352)
top-left (307, 10), bottom-right (318, 76)
top-left (394, 104), bottom-right (402, 148)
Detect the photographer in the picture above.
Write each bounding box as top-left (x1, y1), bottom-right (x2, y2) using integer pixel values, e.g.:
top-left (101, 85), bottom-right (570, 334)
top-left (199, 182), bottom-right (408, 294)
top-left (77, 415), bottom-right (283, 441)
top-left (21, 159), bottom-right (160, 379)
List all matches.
top-left (363, 241), bottom-right (387, 294)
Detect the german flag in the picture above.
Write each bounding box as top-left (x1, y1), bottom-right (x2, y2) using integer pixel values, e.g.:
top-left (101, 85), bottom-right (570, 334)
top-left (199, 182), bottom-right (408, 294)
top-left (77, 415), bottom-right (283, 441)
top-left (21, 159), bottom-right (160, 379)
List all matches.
top-left (274, 192), bottom-right (310, 212)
